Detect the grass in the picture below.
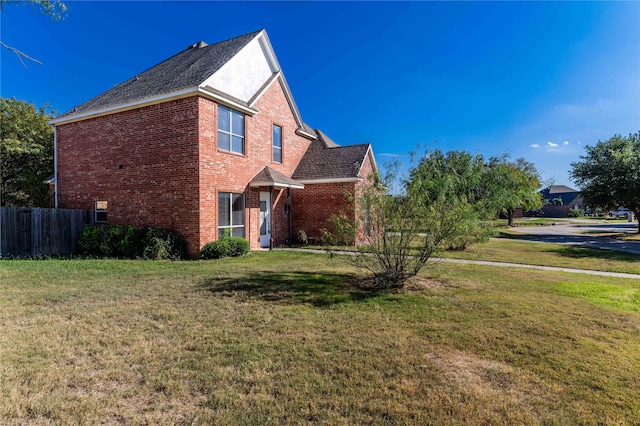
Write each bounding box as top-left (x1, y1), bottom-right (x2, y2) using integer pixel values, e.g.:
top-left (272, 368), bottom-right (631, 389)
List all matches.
top-left (1, 251), bottom-right (639, 424)
top-left (442, 237), bottom-right (640, 274)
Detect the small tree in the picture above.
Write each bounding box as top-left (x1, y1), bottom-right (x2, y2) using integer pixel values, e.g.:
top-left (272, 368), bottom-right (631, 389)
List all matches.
top-left (571, 131), bottom-right (640, 233)
top-left (328, 151), bottom-right (495, 290)
top-left (483, 156), bottom-right (542, 226)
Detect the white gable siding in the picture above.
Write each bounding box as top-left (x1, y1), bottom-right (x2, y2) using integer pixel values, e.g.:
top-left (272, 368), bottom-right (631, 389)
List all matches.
top-left (201, 37), bottom-right (277, 103)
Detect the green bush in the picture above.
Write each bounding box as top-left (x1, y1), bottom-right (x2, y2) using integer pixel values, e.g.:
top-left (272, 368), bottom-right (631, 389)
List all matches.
top-left (100, 224), bottom-right (124, 256)
top-left (120, 226), bottom-right (145, 258)
top-left (568, 208), bottom-right (585, 218)
top-left (77, 224), bottom-right (185, 260)
top-left (200, 237), bottom-right (250, 259)
top-left (78, 225), bottom-right (103, 254)
top-left (142, 227), bottom-right (186, 260)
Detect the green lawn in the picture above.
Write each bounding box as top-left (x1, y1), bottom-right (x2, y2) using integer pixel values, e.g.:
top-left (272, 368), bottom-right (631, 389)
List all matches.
top-left (1, 251), bottom-right (639, 424)
top-left (442, 237), bottom-right (640, 274)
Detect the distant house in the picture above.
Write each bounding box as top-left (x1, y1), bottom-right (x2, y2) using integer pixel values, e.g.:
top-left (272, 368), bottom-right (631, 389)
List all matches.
top-left (50, 30), bottom-right (377, 257)
top-left (539, 185), bottom-right (584, 217)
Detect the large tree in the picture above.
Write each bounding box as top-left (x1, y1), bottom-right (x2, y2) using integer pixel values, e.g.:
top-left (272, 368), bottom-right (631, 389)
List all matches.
top-left (0, 97), bottom-right (55, 207)
top-left (483, 155), bottom-right (542, 226)
top-left (571, 132), bottom-right (640, 232)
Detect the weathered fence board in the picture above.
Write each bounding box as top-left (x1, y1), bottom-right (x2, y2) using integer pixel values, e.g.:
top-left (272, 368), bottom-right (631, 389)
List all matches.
top-left (0, 207), bottom-right (91, 258)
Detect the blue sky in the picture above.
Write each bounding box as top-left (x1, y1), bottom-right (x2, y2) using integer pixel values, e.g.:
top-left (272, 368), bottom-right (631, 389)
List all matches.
top-left (2, 1), bottom-right (639, 186)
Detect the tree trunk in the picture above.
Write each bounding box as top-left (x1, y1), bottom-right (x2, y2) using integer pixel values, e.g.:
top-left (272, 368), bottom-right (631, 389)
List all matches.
top-left (507, 208), bottom-right (514, 227)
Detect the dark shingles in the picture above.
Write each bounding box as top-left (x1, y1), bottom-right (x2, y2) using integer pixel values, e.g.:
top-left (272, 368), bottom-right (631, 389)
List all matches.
top-left (249, 166), bottom-right (304, 188)
top-left (292, 129), bottom-right (370, 181)
top-left (546, 185), bottom-right (578, 194)
top-left (58, 30), bottom-right (262, 118)
top-left (540, 185), bottom-right (580, 205)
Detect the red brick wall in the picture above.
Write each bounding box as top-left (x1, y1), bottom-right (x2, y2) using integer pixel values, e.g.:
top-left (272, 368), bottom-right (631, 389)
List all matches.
top-left (353, 150), bottom-right (376, 244)
top-left (56, 77), bottom-right (373, 254)
top-left (56, 97), bottom-right (202, 256)
top-left (290, 148), bottom-right (376, 245)
top-left (197, 78), bottom-right (311, 249)
top-left (291, 181), bottom-right (356, 243)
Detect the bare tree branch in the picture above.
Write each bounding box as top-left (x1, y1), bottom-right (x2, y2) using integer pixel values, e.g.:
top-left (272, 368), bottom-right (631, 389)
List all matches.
top-left (0, 41), bottom-right (43, 67)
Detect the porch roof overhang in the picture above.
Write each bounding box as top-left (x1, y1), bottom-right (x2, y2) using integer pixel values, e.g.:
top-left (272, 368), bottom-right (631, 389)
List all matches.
top-left (249, 166), bottom-right (304, 189)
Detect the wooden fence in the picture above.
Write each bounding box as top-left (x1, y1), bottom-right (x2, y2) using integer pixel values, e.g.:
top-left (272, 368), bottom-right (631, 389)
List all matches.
top-left (0, 207), bottom-right (92, 258)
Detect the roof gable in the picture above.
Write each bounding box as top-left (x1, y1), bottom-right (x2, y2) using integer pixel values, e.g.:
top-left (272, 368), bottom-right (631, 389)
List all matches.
top-left (55, 31), bottom-right (260, 120)
top-left (201, 36), bottom-right (277, 103)
top-left (51, 30), bottom-right (316, 138)
top-left (249, 166), bottom-right (304, 189)
top-left (292, 129), bottom-right (372, 182)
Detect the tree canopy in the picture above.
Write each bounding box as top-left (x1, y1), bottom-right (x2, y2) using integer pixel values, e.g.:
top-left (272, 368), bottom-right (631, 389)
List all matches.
top-left (571, 131), bottom-right (640, 232)
top-left (483, 155), bottom-right (542, 226)
top-left (325, 149), bottom-right (543, 290)
top-left (0, 97), bottom-right (55, 207)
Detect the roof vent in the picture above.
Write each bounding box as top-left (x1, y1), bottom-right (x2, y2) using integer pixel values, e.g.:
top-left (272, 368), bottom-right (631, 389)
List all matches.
top-left (188, 41), bottom-right (208, 49)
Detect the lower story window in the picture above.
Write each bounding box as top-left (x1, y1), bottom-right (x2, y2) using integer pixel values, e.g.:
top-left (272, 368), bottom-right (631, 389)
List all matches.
top-left (218, 192), bottom-right (245, 238)
top-left (95, 201), bottom-right (108, 223)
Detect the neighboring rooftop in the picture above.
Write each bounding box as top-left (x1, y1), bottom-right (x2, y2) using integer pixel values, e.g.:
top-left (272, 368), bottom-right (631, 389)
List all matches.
top-left (542, 185), bottom-right (579, 194)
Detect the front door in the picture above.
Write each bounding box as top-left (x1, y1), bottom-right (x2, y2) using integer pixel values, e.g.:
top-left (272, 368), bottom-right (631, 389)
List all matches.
top-left (259, 191), bottom-right (271, 248)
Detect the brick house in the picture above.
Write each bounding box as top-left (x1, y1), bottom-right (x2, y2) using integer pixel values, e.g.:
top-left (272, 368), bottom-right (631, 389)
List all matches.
top-left (539, 185), bottom-right (584, 217)
top-left (50, 30), bottom-right (377, 257)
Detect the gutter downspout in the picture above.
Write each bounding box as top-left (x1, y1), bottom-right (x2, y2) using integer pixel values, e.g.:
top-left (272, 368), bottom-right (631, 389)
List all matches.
top-left (53, 127), bottom-right (58, 208)
top-left (269, 186), bottom-right (274, 250)
top-left (287, 187), bottom-right (292, 246)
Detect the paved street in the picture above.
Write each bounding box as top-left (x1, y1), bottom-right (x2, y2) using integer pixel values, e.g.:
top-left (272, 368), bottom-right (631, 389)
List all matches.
top-left (509, 222), bottom-right (640, 255)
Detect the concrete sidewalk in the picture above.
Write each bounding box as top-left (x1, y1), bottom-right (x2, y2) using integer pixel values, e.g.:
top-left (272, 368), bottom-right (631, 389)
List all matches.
top-left (278, 248), bottom-right (640, 280)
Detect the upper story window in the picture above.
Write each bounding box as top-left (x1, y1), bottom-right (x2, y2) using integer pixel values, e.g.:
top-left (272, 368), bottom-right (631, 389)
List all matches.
top-left (272, 124), bottom-right (282, 163)
top-left (218, 105), bottom-right (245, 155)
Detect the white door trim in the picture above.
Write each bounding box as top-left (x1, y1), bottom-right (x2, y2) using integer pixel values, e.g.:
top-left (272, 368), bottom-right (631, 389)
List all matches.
top-left (259, 191), bottom-right (271, 248)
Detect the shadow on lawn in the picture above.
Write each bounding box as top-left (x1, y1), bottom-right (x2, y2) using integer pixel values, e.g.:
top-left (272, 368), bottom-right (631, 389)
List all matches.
top-left (197, 271), bottom-right (382, 307)
top-left (550, 245), bottom-right (640, 263)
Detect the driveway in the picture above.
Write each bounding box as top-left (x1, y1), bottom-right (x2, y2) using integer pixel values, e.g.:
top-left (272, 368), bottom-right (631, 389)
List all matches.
top-left (508, 222), bottom-right (640, 255)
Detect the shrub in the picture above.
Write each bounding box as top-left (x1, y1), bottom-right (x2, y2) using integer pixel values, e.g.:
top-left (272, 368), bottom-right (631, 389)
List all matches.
top-left (321, 213), bottom-right (355, 246)
top-left (100, 224), bottom-right (124, 256)
top-left (200, 237), bottom-right (250, 259)
top-left (142, 227), bottom-right (186, 260)
top-left (78, 225), bottom-right (103, 254)
top-left (120, 225), bottom-right (144, 258)
top-left (568, 208), bottom-right (585, 218)
top-left (297, 229), bottom-right (309, 246)
top-left (77, 224), bottom-right (184, 260)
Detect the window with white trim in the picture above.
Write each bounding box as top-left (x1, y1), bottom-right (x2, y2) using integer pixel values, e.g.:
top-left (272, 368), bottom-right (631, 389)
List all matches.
top-left (95, 201), bottom-right (108, 223)
top-left (218, 192), bottom-right (245, 238)
top-left (218, 105), bottom-right (245, 154)
top-left (272, 124), bottom-right (282, 163)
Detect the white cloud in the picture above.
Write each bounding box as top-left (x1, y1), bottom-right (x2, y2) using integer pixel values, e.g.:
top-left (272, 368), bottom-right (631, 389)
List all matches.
top-left (547, 141), bottom-right (558, 148)
top-left (530, 144), bottom-right (541, 148)
top-left (563, 141), bottom-right (569, 146)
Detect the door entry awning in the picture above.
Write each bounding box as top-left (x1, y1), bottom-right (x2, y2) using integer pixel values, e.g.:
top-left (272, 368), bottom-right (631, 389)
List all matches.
top-left (248, 166), bottom-right (304, 189)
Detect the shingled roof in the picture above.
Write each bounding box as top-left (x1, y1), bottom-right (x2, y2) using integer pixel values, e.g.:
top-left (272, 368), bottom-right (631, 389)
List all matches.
top-left (292, 130), bottom-right (371, 182)
top-left (57, 30), bottom-right (261, 119)
top-left (544, 185), bottom-right (578, 194)
top-left (249, 166), bottom-right (304, 189)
